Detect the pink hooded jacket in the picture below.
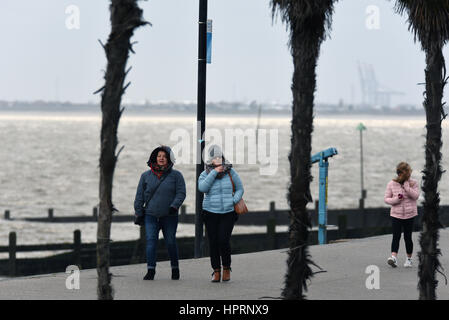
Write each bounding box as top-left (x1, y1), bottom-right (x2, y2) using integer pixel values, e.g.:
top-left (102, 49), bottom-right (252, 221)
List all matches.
top-left (384, 178), bottom-right (420, 219)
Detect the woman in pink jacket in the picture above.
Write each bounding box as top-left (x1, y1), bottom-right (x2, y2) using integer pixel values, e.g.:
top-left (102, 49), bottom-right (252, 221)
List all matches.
top-left (384, 162), bottom-right (420, 268)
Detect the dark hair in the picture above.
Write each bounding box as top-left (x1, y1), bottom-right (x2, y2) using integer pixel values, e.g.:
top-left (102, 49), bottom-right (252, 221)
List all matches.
top-left (146, 146), bottom-right (171, 167)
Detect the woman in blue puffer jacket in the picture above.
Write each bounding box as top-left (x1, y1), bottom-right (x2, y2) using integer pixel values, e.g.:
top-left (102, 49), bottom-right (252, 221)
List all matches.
top-left (198, 145), bottom-right (244, 282)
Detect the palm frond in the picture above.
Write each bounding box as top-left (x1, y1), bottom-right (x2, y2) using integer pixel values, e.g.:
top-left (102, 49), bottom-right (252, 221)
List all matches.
top-left (394, 0), bottom-right (449, 48)
top-left (271, 0), bottom-right (337, 48)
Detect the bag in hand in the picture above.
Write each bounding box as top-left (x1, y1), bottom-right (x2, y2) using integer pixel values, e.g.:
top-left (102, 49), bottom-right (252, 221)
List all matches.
top-left (228, 172), bottom-right (248, 215)
top-left (134, 214), bottom-right (145, 226)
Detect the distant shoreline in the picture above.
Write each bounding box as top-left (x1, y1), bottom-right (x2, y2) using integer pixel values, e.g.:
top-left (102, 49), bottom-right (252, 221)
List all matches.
top-left (0, 107), bottom-right (427, 119)
top-left (0, 109), bottom-right (428, 121)
top-left (0, 99), bottom-right (426, 118)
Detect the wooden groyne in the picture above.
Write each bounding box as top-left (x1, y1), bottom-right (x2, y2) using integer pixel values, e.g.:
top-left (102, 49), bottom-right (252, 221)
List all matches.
top-left (0, 218), bottom-right (301, 277)
top-left (5, 202), bottom-right (449, 230)
top-left (2, 202), bottom-right (448, 277)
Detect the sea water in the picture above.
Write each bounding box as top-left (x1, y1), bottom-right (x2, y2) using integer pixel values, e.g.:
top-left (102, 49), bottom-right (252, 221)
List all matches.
top-left (0, 111), bottom-right (448, 249)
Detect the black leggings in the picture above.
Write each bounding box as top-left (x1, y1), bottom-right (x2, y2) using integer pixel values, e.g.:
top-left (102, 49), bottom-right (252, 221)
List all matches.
top-left (391, 217), bottom-right (415, 255)
top-left (202, 210), bottom-right (237, 270)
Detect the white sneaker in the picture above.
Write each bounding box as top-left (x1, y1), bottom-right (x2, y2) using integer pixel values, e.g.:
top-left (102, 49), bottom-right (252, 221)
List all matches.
top-left (387, 256), bottom-right (398, 268)
top-left (404, 258), bottom-right (413, 268)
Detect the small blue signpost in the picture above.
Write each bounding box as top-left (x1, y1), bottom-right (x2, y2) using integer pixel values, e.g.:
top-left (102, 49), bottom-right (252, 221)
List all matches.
top-left (206, 19), bottom-right (212, 64)
top-left (311, 148), bottom-right (338, 245)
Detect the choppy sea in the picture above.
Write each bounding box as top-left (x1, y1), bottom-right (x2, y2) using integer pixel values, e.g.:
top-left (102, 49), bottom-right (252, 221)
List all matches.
top-left (1, 110), bottom-right (448, 256)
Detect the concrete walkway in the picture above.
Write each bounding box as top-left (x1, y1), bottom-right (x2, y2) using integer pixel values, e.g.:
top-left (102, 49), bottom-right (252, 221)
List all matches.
top-left (1, 229), bottom-right (448, 300)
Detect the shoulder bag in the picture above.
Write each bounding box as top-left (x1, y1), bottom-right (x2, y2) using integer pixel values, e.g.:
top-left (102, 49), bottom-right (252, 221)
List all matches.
top-left (228, 171), bottom-right (248, 215)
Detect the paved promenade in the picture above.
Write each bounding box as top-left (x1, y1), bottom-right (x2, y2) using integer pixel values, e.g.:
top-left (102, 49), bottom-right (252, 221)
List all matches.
top-left (1, 229), bottom-right (448, 300)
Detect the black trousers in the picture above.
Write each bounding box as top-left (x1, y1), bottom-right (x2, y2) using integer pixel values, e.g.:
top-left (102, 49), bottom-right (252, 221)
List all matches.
top-left (202, 210), bottom-right (237, 270)
top-left (391, 217), bottom-right (415, 255)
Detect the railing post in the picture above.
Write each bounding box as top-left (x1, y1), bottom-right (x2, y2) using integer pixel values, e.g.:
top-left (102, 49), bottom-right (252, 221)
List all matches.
top-left (269, 201), bottom-right (276, 215)
top-left (180, 205), bottom-right (186, 223)
top-left (203, 224), bottom-right (209, 258)
top-left (9, 232), bottom-right (17, 277)
top-left (359, 198), bottom-right (365, 210)
top-left (314, 200), bottom-right (319, 226)
top-left (266, 219), bottom-right (277, 250)
top-left (130, 224), bottom-right (146, 264)
top-left (338, 215), bottom-right (347, 239)
top-left (140, 225), bottom-right (146, 262)
top-left (48, 208), bottom-right (54, 221)
top-left (93, 207), bottom-right (98, 221)
top-left (359, 199), bottom-right (366, 235)
top-left (73, 230), bottom-right (81, 267)
top-left (267, 201), bottom-right (277, 249)
top-left (4, 210), bottom-right (10, 220)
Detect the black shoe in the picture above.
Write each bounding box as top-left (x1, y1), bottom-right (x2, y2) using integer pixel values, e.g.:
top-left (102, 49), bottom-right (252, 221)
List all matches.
top-left (143, 269), bottom-right (155, 280)
top-left (172, 268), bottom-right (180, 280)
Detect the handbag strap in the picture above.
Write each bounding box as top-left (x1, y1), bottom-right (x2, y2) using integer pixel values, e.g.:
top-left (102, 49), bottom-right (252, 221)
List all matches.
top-left (228, 172), bottom-right (235, 195)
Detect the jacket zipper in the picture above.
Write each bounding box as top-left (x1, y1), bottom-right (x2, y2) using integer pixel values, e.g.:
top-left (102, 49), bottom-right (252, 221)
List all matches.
top-left (220, 179), bottom-right (223, 210)
top-left (401, 186), bottom-right (405, 216)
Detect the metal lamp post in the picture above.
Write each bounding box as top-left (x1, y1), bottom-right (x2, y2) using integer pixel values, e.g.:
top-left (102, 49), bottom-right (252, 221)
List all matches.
top-left (195, 0), bottom-right (208, 258)
top-left (356, 122), bottom-right (367, 209)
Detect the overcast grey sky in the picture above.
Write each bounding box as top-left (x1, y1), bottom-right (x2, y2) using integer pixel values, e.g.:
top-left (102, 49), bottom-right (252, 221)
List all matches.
top-left (0, 0), bottom-right (448, 106)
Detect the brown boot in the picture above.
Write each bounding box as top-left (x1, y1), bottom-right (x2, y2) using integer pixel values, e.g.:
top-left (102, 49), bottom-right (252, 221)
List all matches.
top-left (222, 267), bottom-right (232, 282)
top-left (211, 268), bottom-right (221, 282)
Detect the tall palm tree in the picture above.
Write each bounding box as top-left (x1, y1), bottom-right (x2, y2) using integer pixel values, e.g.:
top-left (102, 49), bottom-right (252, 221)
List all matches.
top-left (96, 0), bottom-right (148, 300)
top-left (394, 0), bottom-right (449, 300)
top-left (270, 0), bottom-right (336, 300)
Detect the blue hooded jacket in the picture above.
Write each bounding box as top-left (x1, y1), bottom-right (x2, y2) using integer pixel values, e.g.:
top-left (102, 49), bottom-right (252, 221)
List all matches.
top-left (134, 146), bottom-right (186, 218)
top-left (198, 167), bottom-right (244, 214)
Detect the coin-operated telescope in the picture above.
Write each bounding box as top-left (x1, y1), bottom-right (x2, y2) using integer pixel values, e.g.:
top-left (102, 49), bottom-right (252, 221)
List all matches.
top-left (311, 148), bottom-right (338, 245)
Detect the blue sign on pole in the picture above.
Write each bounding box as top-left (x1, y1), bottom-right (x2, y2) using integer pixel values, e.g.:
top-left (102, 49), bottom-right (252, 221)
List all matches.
top-left (206, 19), bottom-right (212, 64)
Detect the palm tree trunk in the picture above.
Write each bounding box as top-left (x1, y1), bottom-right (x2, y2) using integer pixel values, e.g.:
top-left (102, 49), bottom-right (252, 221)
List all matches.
top-left (418, 44), bottom-right (446, 300)
top-left (282, 28), bottom-right (320, 300)
top-left (97, 0), bottom-right (147, 300)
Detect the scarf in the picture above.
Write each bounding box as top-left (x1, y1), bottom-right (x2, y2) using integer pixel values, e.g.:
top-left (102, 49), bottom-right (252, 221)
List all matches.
top-left (150, 163), bottom-right (169, 179)
top-left (205, 161), bottom-right (232, 179)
